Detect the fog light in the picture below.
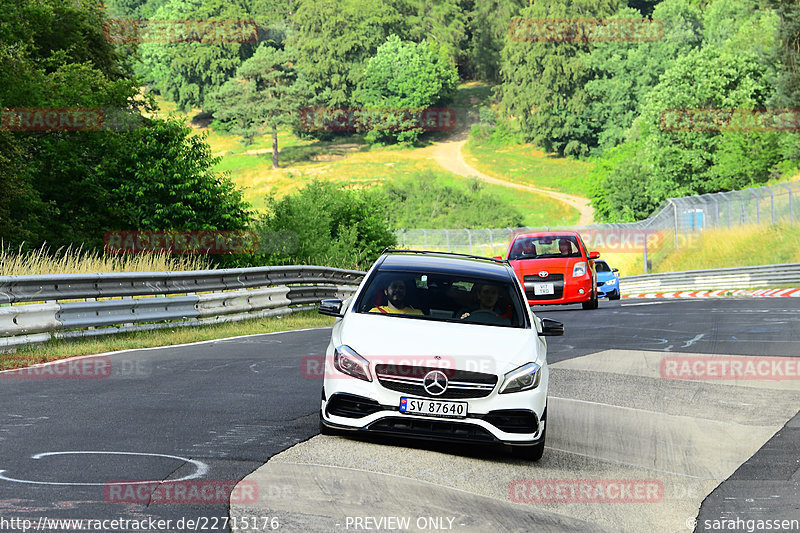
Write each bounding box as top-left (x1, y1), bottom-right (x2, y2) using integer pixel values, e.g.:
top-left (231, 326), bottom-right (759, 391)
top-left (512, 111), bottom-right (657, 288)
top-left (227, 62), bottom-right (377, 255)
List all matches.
top-left (578, 288), bottom-right (585, 294)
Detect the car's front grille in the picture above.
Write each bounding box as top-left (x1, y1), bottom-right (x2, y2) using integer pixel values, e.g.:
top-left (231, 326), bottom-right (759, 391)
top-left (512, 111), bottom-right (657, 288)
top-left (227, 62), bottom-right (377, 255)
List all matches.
top-left (524, 274), bottom-right (564, 300)
top-left (367, 417), bottom-right (498, 443)
top-left (375, 364), bottom-right (497, 399)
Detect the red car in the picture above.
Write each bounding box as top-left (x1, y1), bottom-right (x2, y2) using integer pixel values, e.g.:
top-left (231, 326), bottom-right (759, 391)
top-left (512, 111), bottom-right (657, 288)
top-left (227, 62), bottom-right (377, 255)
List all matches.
top-left (504, 231), bottom-right (600, 310)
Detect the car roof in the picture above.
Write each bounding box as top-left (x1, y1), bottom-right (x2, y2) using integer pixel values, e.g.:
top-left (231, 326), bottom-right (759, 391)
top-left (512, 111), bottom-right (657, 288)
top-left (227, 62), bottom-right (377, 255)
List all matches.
top-left (513, 230), bottom-right (580, 239)
top-left (378, 252), bottom-right (514, 282)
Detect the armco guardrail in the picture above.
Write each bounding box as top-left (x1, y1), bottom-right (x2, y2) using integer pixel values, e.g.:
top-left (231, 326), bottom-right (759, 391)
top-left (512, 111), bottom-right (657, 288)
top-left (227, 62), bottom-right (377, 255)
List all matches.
top-left (0, 266), bottom-right (365, 350)
top-left (620, 263), bottom-right (800, 294)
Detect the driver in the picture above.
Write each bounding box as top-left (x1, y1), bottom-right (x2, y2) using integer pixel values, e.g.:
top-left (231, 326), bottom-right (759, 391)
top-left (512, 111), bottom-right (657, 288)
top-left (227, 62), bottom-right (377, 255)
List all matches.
top-left (459, 283), bottom-right (511, 325)
top-left (369, 278), bottom-right (423, 315)
top-left (558, 239), bottom-right (573, 255)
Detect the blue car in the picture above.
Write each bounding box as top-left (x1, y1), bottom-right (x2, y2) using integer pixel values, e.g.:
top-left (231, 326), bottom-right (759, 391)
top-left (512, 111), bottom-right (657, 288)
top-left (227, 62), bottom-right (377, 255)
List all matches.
top-left (595, 260), bottom-right (620, 300)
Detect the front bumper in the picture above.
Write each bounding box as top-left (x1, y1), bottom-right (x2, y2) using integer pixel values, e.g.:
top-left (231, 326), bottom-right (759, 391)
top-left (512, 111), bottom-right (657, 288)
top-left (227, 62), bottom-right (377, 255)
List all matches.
top-left (321, 367), bottom-right (548, 446)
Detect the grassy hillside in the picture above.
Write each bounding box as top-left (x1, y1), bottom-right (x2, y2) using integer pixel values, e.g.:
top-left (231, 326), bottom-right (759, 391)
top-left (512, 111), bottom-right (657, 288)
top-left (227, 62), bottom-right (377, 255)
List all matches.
top-left (463, 136), bottom-right (594, 197)
top-left (608, 223), bottom-right (800, 277)
top-left (150, 87), bottom-right (579, 228)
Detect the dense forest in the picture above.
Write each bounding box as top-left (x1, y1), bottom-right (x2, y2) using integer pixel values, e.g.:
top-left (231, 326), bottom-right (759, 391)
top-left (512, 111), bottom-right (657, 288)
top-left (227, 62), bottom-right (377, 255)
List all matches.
top-left (1, 0), bottom-right (799, 264)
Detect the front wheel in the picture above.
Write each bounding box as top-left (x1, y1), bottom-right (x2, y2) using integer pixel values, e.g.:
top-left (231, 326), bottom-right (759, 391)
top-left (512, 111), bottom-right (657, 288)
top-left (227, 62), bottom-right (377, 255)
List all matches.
top-left (581, 290), bottom-right (598, 310)
top-left (609, 290), bottom-right (621, 301)
top-left (512, 425), bottom-right (546, 461)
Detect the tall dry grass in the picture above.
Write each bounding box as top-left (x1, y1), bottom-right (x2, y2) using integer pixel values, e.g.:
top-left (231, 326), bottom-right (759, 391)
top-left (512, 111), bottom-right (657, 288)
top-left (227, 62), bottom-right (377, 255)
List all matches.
top-left (0, 244), bottom-right (213, 276)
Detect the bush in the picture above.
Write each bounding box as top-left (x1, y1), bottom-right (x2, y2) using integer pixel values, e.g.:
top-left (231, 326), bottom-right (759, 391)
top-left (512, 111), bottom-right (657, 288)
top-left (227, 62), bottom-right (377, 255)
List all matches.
top-left (254, 180), bottom-right (396, 270)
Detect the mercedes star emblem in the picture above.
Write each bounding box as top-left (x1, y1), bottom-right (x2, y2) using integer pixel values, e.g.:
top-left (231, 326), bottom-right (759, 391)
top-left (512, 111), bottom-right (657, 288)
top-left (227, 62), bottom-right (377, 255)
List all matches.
top-left (423, 370), bottom-right (448, 396)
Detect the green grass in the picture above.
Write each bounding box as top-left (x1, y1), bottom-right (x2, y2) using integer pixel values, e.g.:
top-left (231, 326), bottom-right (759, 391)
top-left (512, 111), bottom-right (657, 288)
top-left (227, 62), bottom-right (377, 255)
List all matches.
top-left (617, 222), bottom-right (800, 275)
top-left (463, 138), bottom-right (594, 197)
top-left (430, 174), bottom-right (577, 227)
top-left (1, 311), bottom-right (335, 370)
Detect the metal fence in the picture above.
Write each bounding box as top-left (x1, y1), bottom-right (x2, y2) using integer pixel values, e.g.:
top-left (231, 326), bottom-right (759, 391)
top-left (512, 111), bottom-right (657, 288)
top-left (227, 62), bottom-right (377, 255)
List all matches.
top-left (0, 266), bottom-right (364, 351)
top-left (395, 181), bottom-right (800, 265)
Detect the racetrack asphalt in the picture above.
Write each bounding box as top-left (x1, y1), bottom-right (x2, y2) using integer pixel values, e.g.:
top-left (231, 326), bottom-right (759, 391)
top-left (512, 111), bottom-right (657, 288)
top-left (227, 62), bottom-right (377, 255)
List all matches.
top-left (0, 298), bottom-right (798, 532)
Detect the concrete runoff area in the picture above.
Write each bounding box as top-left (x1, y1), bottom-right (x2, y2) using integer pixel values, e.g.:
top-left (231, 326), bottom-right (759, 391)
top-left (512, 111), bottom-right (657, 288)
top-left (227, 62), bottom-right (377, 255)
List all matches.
top-left (231, 350), bottom-right (800, 532)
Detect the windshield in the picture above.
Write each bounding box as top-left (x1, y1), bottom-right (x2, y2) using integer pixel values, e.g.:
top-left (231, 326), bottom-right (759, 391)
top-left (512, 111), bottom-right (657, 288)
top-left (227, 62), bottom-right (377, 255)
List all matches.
top-left (354, 270), bottom-right (528, 328)
top-left (508, 235), bottom-right (582, 260)
top-left (595, 261), bottom-right (611, 272)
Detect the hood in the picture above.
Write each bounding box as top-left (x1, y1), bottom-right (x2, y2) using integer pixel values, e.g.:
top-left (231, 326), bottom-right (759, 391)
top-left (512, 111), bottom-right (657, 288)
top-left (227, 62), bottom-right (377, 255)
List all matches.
top-left (336, 313), bottom-right (541, 375)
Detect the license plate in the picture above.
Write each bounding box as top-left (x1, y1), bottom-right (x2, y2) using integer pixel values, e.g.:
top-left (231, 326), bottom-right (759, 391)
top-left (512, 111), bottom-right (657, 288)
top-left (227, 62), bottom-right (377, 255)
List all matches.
top-left (399, 397), bottom-right (467, 419)
top-left (533, 283), bottom-right (554, 295)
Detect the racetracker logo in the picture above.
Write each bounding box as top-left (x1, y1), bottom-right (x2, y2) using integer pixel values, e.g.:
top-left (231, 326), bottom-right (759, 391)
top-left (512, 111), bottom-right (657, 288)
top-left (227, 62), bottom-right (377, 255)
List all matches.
top-left (104, 19), bottom-right (259, 43)
top-left (661, 356), bottom-right (800, 381)
top-left (299, 108), bottom-right (456, 132)
top-left (104, 480), bottom-right (258, 504)
top-left (104, 231), bottom-right (259, 255)
top-left (0, 108), bottom-right (145, 132)
top-left (578, 229), bottom-right (664, 252)
top-left (301, 355), bottom-right (497, 379)
top-left (1, 357), bottom-right (112, 379)
top-left (508, 18), bottom-right (663, 42)
top-left (509, 479), bottom-right (663, 503)
top-left (659, 108), bottom-right (800, 133)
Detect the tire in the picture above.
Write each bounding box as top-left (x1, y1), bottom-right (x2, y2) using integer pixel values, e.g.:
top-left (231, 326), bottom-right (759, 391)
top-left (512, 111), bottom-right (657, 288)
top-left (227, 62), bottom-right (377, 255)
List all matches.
top-left (581, 290), bottom-right (599, 310)
top-left (512, 424), bottom-right (546, 462)
top-left (609, 290), bottom-right (621, 301)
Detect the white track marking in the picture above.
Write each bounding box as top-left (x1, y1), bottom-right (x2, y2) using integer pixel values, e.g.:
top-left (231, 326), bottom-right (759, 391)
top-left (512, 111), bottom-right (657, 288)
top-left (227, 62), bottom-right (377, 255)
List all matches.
top-left (0, 451), bottom-right (208, 486)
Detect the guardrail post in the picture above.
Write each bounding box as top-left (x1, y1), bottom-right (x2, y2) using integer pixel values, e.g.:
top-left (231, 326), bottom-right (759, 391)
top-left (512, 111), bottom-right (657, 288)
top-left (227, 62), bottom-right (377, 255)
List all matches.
top-left (467, 230), bottom-right (472, 254)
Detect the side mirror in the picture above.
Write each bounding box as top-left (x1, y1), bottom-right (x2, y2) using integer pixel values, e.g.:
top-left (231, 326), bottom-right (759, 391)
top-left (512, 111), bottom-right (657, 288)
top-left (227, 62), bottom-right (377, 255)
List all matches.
top-left (318, 299), bottom-right (344, 317)
top-left (539, 318), bottom-right (564, 336)
top-left (612, 268), bottom-right (619, 273)
top-left (588, 251), bottom-right (600, 260)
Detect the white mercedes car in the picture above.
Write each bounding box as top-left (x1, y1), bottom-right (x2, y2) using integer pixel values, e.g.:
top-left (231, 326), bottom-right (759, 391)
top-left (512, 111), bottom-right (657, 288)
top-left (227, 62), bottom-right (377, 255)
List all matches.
top-left (317, 250), bottom-right (562, 460)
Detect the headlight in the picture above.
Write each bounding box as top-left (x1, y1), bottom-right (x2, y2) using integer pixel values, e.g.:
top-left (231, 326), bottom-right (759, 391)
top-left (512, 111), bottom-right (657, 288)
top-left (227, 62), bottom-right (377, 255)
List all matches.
top-left (572, 262), bottom-right (587, 277)
top-left (605, 278), bottom-right (617, 285)
top-left (499, 362), bottom-right (542, 394)
top-left (333, 345), bottom-right (372, 382)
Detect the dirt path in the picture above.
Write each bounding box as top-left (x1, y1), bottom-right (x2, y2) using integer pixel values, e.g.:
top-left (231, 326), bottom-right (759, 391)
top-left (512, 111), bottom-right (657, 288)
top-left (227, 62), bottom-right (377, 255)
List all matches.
top-left (431, 129), bottom-right (595, 225)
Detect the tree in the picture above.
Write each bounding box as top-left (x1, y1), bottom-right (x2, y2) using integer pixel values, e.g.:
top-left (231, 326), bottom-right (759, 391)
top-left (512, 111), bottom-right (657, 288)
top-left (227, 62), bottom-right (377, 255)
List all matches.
top-left (255, 180), bottom-right (396, 270)
top-left (499, 0), bottom-right (622, 157)
top-left (137, 0), bottom-right (258, 111)
top-left (289, 0), bottom-right (405, 108)
top-left (392, 0), bottom-right (468, 71)
top-left (584, 0), bottom-right (703, 153)
top-left (210, 44), bottom-right (309, 168)
top-left (356, 35), bottom-right (459, 144)
top-left (465, 0), bottom-right (526, 82)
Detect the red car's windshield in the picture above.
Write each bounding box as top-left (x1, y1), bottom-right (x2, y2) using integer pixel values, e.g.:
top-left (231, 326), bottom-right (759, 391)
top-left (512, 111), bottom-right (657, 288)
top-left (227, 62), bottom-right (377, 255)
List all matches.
top-left (508, 236), bottom-right (582, 260)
